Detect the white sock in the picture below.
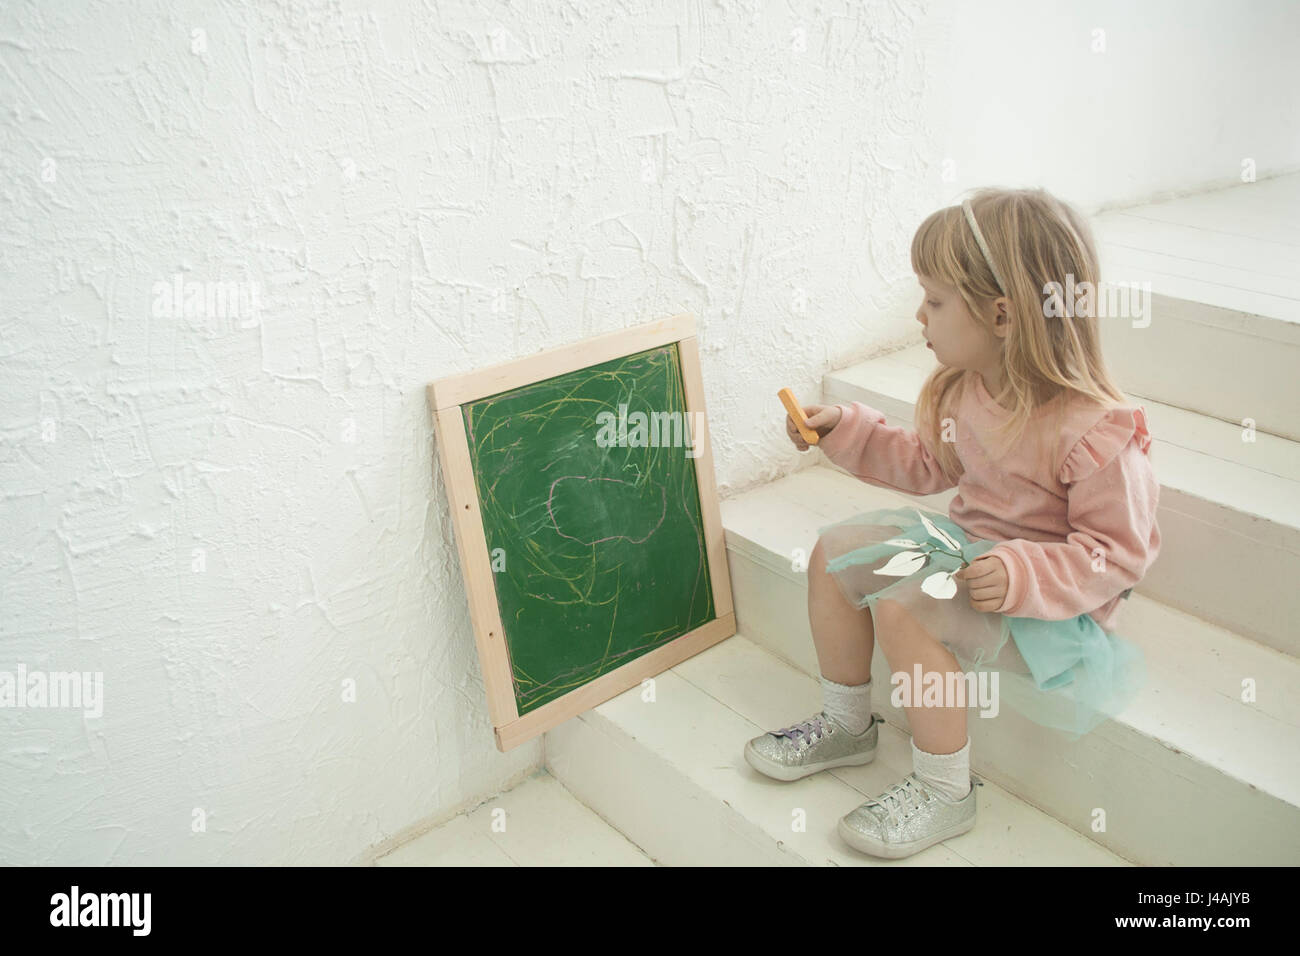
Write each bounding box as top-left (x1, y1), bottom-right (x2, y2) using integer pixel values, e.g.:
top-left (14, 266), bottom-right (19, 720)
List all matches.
top-left (912, 736), bottom-right (972, 801)
top-left (819, 675), bottom-right (873, 735)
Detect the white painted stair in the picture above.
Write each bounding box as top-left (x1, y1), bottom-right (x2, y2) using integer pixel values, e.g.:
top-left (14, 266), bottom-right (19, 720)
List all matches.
top-left (372, 768), bottom-right (657, 866)
top-left (546, 631), bottom-right (1132, 866)
top-left (1091, 173), bottom-right (1300, 443)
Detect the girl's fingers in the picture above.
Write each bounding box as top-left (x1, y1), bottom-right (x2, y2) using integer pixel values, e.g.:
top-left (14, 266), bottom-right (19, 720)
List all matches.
top-left (959, 560), bottom-right (997, 580)
top-left (803, 405), bottom-right (831, 427)
top-left (787, 418), bottom-right (808, 449)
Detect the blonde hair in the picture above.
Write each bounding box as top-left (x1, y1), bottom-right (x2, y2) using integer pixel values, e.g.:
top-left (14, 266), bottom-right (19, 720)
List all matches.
top-left (910, 187), bottom-right (1131, 481)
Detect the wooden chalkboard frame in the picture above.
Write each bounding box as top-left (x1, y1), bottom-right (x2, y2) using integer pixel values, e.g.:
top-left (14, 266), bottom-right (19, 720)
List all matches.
top-left (428, 314), bottom-right (735, 751)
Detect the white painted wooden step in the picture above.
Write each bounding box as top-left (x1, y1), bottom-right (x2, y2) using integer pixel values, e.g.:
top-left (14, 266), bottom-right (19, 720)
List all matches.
top-left (372, 768), bottom-right (656, 866)
top-left (720, 464), bottom-right (1300, 866)
top-left (546, 632), bottom-right (1131, 866)
top-left (1091, 173), bottom-right (1300, 441)
top-left (824, 344), bottom-right (1300, 657)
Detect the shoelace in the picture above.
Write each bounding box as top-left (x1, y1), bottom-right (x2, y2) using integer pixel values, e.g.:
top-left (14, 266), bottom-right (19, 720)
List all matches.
top-left (864, 775), bottom-right (933, 825)
top-left (773, 713), bottom-right (834, 749)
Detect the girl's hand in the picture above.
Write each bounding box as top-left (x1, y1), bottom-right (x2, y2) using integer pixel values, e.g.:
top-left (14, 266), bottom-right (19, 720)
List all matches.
top-left (786, 403), bottom-right (843, 451)
top-left (954, 555), bottom-right (1009, 612)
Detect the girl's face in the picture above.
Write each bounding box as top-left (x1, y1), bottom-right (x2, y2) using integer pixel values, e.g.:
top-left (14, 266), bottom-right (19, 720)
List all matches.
top-left (915, 273), bottom-right (1006, 378)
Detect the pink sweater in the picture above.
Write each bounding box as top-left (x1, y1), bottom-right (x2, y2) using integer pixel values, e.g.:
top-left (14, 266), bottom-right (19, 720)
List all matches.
top-left (817, 372), bottom-right (1161, 631)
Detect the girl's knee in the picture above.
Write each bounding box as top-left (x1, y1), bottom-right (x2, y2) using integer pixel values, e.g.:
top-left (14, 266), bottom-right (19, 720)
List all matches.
top-left (874, 598), bottom-right (903, 624)
top-left (872, 599), bottom-right (913, 647)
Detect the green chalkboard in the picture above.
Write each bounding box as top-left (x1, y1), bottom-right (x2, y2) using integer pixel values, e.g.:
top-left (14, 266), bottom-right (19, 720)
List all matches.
top-left (462, 343), bottom-right (717, 715)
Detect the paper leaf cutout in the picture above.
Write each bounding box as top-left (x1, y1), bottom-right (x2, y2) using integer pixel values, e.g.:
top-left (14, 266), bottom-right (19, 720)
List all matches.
top-left (874, 551), bottom-right (927, 576)
top-left (882, 537), bottom-right (921, 548)
top-left (920, 570), bottom-right (958, 599)
top-left (917, 510), bottom-right (960, 551)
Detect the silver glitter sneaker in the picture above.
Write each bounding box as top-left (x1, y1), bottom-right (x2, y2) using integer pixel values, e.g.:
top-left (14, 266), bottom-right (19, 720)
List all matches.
top-left (837, 771), bottom-right (982, 859)
top-left (744, 711), bottom-right (884, 781)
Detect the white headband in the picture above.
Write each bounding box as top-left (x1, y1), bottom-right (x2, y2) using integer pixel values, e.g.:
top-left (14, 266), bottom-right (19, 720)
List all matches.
top-left (961, 198), bottom-right (1008, 296)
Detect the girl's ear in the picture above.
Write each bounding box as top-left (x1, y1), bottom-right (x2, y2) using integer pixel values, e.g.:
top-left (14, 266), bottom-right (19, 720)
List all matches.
top-left (991, 297), bottom-right (1012, 338)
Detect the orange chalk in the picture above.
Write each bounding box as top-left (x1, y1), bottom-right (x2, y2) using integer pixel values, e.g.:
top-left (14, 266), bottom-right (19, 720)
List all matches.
top-left (778, 387), bottom-right (819, 445)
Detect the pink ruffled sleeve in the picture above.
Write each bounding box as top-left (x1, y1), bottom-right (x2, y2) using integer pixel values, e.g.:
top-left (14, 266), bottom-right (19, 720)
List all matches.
top-left (816, 401), bottom-right (959, 496)
top-left (987, 406), bottom-right (1160, 620)
top-left (1058, 405), bottom-right (1156, 484)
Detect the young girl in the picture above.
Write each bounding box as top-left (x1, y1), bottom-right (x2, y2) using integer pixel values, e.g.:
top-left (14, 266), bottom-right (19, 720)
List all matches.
top-left (745, 187), bottom-right (1161, 860)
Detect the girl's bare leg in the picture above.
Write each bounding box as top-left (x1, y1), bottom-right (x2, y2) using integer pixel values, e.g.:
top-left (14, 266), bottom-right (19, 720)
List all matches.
top-left (874, 599), bottom-right (968, 755)
top-left (807, 539), bottom-right (875, 686)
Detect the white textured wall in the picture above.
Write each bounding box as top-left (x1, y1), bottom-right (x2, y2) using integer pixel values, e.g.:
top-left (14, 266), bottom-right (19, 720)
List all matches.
top-left (939, 0), bottom-right (1300, 209)
top-left (1, 0), bottom-right (1294, 865)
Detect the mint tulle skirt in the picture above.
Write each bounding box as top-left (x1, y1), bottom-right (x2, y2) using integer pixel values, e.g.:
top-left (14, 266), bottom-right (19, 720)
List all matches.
top-left (816, 506), bottom-right (1146, 741)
